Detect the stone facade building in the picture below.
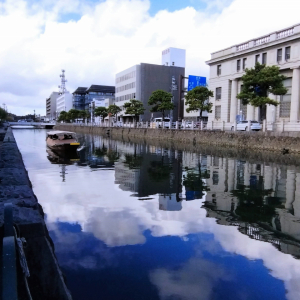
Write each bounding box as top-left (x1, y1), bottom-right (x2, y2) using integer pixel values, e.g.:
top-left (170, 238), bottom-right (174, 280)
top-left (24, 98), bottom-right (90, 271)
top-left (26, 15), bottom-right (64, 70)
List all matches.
top-left (206, 23), bottom-right (300, 131)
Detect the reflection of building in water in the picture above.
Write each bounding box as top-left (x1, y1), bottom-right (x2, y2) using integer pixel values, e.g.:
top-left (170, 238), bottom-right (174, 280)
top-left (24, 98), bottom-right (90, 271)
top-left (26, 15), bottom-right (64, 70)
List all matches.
top-left (114, 144), bottom-right (183, 200)
top-left (138, 147), bottom-right (182, 199)
top-left (206, 208), bottom-right (300, 258)
top-left (205, 156), bottom-right (239, 212)
top-left (202, 155), bottom-right (300, 257)
top-left (115, 160), bottom-right (140, 192)
top-left (77, 134), bottom-right (118, 169)
top-left (159, 194), bottom-right (182, 211)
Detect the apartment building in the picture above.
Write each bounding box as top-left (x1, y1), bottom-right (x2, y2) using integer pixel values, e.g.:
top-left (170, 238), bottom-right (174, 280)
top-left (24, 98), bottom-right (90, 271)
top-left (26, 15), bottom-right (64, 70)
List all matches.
top-left (46, 92), bottom-right (59, 121)
top-left (115, 48), bottom-right (186, 122)
top-left (206, 23), bottom-right (300, 131)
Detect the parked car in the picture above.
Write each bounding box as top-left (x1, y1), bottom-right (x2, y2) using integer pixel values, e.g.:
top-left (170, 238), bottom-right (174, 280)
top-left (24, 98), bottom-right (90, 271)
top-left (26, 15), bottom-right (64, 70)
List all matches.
top-left (236, 120), bottom-right (261, 131)
top-left (154, 117), bottom-right (171, 128)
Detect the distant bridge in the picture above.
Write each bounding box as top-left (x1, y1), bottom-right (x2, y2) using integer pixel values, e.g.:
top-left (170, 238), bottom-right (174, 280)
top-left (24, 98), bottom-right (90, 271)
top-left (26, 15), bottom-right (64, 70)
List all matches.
top-left (9, 122), bottom-right (56, 129)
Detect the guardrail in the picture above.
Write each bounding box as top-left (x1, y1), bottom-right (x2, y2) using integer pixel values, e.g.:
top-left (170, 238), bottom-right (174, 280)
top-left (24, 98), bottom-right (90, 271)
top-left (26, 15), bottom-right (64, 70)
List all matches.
top-left (70, 121), bottom-right (208, 130)
top-left (8, 122), bottom-right (56, 126)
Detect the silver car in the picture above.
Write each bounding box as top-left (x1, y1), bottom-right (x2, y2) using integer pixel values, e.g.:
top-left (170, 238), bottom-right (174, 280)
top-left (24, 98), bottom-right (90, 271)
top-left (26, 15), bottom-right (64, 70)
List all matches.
top-left (236, 120), bottom-right (261, 131)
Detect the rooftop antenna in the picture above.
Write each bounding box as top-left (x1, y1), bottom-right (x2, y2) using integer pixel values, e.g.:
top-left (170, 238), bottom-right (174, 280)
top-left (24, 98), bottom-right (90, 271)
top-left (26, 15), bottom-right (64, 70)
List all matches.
top-left (58, 69), bottom-right (68, 94)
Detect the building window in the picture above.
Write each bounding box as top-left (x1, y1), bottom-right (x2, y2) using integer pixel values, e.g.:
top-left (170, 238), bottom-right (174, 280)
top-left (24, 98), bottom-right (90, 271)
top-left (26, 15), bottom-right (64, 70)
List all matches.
top-left (285, 46), bottom-right (291, 60)
top-left (237, 60), bottom-right (241, 71)
top-left (279, 78), bottom-right (292, 117)
top-left (243, 58), bottom-right (247, 70)
top-left (277, 49), bottom-right (282, 62)
top-left (239, 99), bottom-right (247, 119)
top-left (262, 53), bottom-right (267, 64)
top-left (212, 171), bottom-right (219, 185)
top-left (217, 65), bottom-right (221, 76)
top-left (255, 54), bottom-right (260, 64)
top-left (215, 105), bottom-right (221, 119)
top-left (216, 87), bottom-right (222, 100)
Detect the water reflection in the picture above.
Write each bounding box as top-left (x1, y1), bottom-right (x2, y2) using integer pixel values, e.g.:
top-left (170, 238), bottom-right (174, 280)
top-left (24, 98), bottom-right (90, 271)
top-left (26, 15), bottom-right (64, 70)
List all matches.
top-left (13, 130), bottom-right (300, 300)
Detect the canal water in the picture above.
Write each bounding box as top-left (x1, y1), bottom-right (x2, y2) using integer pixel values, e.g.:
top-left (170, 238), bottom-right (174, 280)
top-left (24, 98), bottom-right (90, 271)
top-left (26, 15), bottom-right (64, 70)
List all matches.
top-left (14, 129), bottom-right (300, 300)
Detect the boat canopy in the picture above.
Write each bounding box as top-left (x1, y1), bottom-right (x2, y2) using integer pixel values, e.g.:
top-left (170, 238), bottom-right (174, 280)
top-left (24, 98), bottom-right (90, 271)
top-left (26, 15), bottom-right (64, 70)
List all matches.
top-left (47, 131), bottom-right (76, 136)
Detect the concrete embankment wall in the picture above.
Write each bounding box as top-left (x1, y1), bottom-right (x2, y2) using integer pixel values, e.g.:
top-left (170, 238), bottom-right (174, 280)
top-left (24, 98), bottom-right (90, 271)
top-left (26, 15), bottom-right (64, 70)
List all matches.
top-left (55, 125), bottom-right (300, 154)
top-left (0, 128), bottom-right (72, 300)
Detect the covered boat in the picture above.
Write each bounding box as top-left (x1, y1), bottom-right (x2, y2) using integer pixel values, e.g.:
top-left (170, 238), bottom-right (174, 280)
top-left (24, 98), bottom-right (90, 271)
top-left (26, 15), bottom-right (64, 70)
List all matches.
top-left (46, 131), bottom-right (80, 153)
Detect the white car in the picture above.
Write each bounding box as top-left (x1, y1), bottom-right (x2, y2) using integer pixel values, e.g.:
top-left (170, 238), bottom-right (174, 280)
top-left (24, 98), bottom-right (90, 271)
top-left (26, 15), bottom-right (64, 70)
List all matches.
top-left (154, 117), bottom-right (171, 128)
top-left (236, 120), bottom-right (261, 131)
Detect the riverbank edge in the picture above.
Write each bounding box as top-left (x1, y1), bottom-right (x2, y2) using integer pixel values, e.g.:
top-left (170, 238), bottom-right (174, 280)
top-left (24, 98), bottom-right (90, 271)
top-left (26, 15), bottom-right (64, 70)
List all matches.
top-left (54, 125), bottom-right (300, 154)
top-left (0, 127), bottom-right (72, 300)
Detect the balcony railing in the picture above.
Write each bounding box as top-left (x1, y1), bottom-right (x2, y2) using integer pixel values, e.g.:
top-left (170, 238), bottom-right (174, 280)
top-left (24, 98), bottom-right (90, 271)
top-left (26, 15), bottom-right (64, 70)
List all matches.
top-left (277, 27), bottom-right (294, 39)
top-left (234, 25), bottom-right (297, 53)
top-left (236, 42), bottom-right (249, 51)
top-left (254, 35), bottom-right (270, 46)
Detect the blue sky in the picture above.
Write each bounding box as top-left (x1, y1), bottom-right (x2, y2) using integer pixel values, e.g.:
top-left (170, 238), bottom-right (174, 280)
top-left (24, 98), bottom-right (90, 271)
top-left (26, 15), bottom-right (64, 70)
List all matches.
top-left (52, 0), bottom-right (225, 22)
top-left (144, 0), bottom-right (207, 16)
top-left (1, 0), bottom-right (299, 115)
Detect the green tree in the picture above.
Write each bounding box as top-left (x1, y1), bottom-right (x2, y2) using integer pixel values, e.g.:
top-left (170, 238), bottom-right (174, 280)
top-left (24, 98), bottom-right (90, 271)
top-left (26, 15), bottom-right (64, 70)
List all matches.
top-left (68, 109), bottom-right (80, 122)
top-left (148, 90), bottom-right (174, 120)
top-left (107, 104), bottom-right (121, 120)
top-left (124, 99), bottom-right (145, 125)
top-left (94, 107), bottom-right (108, 120)
top-left (78, 110), bottom-right (89, 122)
top-left (57, 111), bottom-right (68, 122)
top-left (0, 107), bottom-right (8, 121)
top-left (185, 86), bottom-right (214, 119)
top-left (237, 63), bottom-right (287, 107)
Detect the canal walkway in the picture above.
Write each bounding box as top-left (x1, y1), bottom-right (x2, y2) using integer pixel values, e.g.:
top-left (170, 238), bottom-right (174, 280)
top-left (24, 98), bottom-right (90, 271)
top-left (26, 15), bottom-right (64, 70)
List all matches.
top-left (0, 127), bottom-right (72, 299)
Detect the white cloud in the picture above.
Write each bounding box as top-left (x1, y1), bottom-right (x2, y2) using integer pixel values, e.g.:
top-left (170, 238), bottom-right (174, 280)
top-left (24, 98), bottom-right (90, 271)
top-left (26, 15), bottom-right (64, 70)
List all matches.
top-left (1, 0), bottom-right (300, 116)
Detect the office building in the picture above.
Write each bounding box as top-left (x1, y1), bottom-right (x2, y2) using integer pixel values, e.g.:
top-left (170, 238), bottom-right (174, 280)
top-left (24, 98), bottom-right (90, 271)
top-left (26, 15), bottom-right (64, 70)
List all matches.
top-left (56, 92), bottom-right (73, 114)
top-left (73, 87), bottom-right (87, 110)
top-left (115, 48), bottom-right (186, 123)
top-left (84, 85), bottom-right (115, 111)
top-left (46, 92), bottom-right (59, 121)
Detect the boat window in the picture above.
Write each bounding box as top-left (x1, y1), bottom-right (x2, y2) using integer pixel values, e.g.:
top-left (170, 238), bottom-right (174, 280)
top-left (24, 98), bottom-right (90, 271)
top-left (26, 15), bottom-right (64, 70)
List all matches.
top-left (52, 135), bottom-right (58, 140)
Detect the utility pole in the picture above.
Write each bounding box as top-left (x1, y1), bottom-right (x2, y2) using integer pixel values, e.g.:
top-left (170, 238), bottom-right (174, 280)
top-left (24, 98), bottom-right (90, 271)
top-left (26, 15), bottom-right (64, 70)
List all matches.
top-left (178, 75), bottom-right (188, 121)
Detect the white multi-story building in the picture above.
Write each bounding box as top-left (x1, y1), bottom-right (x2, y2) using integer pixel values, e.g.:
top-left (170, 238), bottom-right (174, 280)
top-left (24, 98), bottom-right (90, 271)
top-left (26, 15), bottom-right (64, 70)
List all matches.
top-left (56, 92), bottom-right (73, 115)
top-left (46, 92), bottom-right (59, 121)
top-left (206, 23), bottom-right (300, 132)
top-left (162, 47), bottom-right (186, 68)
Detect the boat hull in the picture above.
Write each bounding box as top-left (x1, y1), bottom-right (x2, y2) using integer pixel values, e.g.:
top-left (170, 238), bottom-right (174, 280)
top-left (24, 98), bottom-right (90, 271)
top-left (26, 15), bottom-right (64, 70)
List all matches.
top-left (46, 138), bottom-right (80, 154)
top-left (47, 143), bottom-right (80, 154)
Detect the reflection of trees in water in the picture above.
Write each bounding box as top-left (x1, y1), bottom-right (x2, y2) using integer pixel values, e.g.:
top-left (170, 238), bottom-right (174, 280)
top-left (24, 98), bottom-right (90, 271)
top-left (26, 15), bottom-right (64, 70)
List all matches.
top-left (148, 160), bottom-right (172, 182)
top-left (93, 142), bottom-right (120, 163)
top-left (183, 165), bottom-right (210, 199)
top-left (231, 180), bottom-right (275, 223)
top-left (93, 143), bottom-right (108, 157)
top-left (124, 153), bottom-right (143, 169)
top-left (106, 150), bottom-right (120, 162)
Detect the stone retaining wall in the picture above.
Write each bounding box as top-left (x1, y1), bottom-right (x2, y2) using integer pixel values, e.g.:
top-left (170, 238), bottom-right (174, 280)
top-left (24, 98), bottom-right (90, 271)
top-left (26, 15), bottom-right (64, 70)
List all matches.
top-left (55, 125), bottom-right (300, 154)
top-left (0, 128), bottom-right (72, 300)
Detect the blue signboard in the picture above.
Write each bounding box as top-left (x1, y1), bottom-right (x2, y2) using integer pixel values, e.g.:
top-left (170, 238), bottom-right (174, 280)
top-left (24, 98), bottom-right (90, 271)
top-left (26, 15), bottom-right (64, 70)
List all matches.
top-left (188, 75), bottom-right (206, 91)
